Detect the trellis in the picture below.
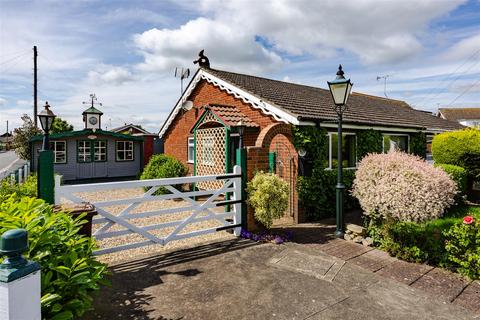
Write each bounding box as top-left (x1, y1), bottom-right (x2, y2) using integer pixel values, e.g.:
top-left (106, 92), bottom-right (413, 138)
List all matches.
top-left (193, 109), bottom-right (230, 190)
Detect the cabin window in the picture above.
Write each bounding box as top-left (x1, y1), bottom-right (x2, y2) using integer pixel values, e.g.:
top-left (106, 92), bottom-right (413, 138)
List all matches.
top-left (116, 141), bottom-right (134, 161)
top-left (50, 141), bottom-right (66, 164)
top-left (200, 135), bottom-right (215, 166)
top-left (187, 137), bottom-right (194, 163)
top-left (78, 140), bottom-right (92, 163)
top-left (383, 135), bottom-right (409, 153)
top-left (328, 133), bottom-right (357, 169)
top-left (94, 140), bottom-right (107, 162)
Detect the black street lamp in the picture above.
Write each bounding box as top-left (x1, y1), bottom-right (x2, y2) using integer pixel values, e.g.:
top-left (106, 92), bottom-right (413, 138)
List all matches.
top-left (327, 65), bottom-right (353, 238)
top-left (37, 102), bottom-right (56, 151)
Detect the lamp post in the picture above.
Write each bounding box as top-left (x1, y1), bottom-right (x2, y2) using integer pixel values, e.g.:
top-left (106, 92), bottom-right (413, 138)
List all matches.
top-left (237, 120), bottom-right (245, 149)
top-left (37, 102), bottom-right (56, 204)
top-left (37, 102), bottom-right (56, 151)
top-left (327, 65), bottom-right (353, 238)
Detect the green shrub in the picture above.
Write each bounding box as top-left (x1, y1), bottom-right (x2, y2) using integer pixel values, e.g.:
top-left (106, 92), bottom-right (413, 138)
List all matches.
top-left (298, 169), bottom-right (357, 220)
top-left (443, 216), bottom-right (480, 279)
top-left (0, 196), bottom-right (109, 319)
top-left (0, 174), bottom-right (37, 202)
top-left (410, 132), bottom-right (427, 159)
top-left (435, 164), bottom-right (468, 195)
top-left (292, 126), bottom-right (328, 167)
top-left (432, 129), bottom-right (480, 179)
top-left (247, 172), bottom-right (289, 229)
top-left (356, 129), bottom-right (383, 160)
top-left (140, 154), bottom-right (188, 194)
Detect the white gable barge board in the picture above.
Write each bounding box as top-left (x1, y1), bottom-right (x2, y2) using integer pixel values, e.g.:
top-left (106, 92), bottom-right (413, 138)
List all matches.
top-left (158, 69), bottom-right (300, 139)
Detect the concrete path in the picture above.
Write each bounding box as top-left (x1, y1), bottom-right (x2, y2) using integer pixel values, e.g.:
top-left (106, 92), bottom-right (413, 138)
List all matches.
top-left (83, 235), bottom-right (477, 320)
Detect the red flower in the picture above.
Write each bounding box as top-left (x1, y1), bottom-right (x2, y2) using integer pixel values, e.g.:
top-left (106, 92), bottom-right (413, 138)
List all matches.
top-left (463, 216), bottom-right (475, 225)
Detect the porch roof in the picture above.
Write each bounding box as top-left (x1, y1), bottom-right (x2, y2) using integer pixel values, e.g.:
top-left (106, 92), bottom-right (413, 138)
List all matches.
top-left (30, 129), bottom-right (144, 142)
top-left (191, 105), bottom-right (259, 132)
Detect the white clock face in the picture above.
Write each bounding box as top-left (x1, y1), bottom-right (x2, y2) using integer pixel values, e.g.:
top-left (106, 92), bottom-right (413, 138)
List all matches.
top-left (89, 116), bottom-right (98, 125)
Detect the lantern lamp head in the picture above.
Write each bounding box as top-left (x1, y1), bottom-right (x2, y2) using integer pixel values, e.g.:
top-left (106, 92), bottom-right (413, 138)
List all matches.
top-left (327, 65), bottom-right (353, 106)
top-left (236, 119), bottom-right (246, 136)
top-left (38, 101), bottom-right (56, 133)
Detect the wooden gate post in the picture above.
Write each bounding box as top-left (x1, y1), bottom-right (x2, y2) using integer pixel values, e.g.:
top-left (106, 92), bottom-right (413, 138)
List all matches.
top-left (236, 148), bottom-right (247, 230)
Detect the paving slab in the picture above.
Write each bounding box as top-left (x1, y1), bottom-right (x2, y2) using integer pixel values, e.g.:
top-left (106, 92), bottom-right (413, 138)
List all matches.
top-left (83, 239), bottom-right (476, 320)
top-left (318, 239), bottom-right (373, 260)
top-left (411, 267), bottom-right (470, 302)
top-left (349, 248), bottom-right (396, 272)
top-left (376, 259), bottom-right (434, 285)
top-left (453, 281), bottom-right (480, 315)
top-left (308, 277), bottom-right (472, 320)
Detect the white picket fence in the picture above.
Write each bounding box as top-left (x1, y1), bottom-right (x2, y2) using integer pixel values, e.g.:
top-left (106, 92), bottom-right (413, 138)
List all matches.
top-left (54, 165), bottom-right (243, 255)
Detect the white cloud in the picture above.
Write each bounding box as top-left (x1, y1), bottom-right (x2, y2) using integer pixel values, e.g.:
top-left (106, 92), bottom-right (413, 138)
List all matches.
top-left (133, 0), bottom-right (465, 73)
top-left (133, 17), bottom-right (283, 74)
top-left (88, 65), bottom-right (134, 85)
top-left (0, 98), bottom-right (7, 106)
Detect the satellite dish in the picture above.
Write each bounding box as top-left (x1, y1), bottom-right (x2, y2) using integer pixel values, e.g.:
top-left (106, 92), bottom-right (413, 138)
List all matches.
top-left (182, 100), bottom-right (193, 111)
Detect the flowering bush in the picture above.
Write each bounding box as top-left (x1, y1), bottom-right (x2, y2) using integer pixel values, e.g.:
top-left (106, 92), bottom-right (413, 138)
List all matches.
top-left (443, 215), bottom-right (480, 279)
top-left (240, 229), bottom-right (293, 244)
top-left (352, 151), bottom-right (457, 222)
top-left (247, 172), bottom-right (289, 228)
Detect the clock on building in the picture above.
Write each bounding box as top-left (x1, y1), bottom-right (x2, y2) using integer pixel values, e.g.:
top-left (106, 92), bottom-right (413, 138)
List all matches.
top-left (89, 116), bottom-right (98, 125)
top-left (82, 105), bottom-right (103, 130)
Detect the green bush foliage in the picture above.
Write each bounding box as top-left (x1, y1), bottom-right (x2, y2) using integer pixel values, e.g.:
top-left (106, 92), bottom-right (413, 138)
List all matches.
top-left (366, 206), bottom-right (480, 279)
top-left (0, 174), bottom-right (37, 202)
top-left (140, 154), bottom-right (188, 193)
top-left (0, 196), bottom-right (109, 319)
top-left (432, 129), bottom-right (480, 179)
top-left (247, 172), bottom-right (289, 228)
top-left (292, 126), bottom-right (328, 167)
top-left (443, 217), bottom-right (480, 279)
top-left (435, 164), bottom-right (468, 194)
top-left (356, 129), bottom-right (383, 160)
top-left (298, 169), bottom-right (357, 220)
top-left (410, 132), bottom-right (427, 158)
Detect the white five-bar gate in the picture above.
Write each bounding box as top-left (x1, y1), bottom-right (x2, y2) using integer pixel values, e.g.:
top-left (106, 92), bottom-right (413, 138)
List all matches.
top-left (55, 165), bottom-right (243, 255)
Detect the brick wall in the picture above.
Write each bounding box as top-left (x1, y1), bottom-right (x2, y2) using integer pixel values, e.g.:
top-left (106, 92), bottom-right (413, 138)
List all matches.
top-left (163, 80), bottom-right (278, 173)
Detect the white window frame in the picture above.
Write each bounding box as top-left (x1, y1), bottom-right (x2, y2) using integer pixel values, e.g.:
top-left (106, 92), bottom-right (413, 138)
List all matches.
top-left (201, 135), bottom-right (215, 166)
top-left (382, 134), bottom-right (410, 153)
top-left (116, 141), bottom-right (134, 161)
top-left (50, 140), bottom-right (66, 164)
top-left (327, 132), bottom-right (357, 170)
top-left (187, 137), bottom-right (194, 163)
top-left (78, 140), bottom-right (91, 163)
top-left (94, 140), bottom-right (107, 162)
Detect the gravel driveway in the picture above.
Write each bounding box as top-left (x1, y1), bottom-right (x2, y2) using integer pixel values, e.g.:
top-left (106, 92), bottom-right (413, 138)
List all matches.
top-left (59, 188), bottom-right (235, 264)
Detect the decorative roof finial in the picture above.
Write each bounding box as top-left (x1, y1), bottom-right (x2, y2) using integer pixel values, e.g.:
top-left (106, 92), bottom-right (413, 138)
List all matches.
top-left (193, 49), bottom-right (210, 68)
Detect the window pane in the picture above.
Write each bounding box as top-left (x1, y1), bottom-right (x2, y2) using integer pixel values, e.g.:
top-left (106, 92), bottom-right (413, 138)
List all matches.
top-left (384, 135), bottom-right (408, 153)
top-left (78, 141), bottom-right (91, 162)
top-left (331, 134), bottom-right (356, 168)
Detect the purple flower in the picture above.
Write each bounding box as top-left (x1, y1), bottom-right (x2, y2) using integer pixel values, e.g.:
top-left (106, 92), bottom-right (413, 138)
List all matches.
top-left (274, 236), bottom-right (284, 244)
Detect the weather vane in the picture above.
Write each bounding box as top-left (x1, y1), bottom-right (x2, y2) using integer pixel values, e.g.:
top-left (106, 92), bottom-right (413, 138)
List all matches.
top-left (82, 93), bottom-right (103, 108)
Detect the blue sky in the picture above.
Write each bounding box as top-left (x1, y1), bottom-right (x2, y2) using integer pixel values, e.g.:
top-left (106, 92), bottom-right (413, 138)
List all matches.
top-left (1, 0), bottom-right (479, 132)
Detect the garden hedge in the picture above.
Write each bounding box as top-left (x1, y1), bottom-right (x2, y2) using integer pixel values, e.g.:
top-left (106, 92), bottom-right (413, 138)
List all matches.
top-left (435, 163), bottom-right (468, 195)
top-left (140, 154), bottom-right (188, 193)
top-left (432, 129), bottom-right (480, 179)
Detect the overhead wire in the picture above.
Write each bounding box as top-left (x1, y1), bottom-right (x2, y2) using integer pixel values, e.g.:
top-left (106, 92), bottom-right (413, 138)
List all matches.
top-left (413, 48), bottom-right (480, 107)
top-left (446, 78), bottom-right (480, 107)
top-left (0, 50), bottom-right (30, 67)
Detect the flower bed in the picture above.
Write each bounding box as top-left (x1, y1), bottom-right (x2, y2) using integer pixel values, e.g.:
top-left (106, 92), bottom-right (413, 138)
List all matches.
top-left (366, 205), bottom-right (480, 279)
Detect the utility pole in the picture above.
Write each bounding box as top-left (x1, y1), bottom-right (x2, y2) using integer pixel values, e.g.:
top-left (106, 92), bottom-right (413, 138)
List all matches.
top-left (33, 46), bottom-right (38, 127)
top-left (6, 121), bottom-right (8, 150)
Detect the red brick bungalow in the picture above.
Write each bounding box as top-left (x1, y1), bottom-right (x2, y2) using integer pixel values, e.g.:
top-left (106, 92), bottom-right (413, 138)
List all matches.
top-left (159, 66), bottom-right (463, 226)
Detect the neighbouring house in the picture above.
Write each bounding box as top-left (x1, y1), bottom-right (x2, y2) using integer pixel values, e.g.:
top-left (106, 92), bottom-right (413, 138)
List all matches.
top-left (111, 123), bottom-right (158, 165)
top-left (0, 132), bottom-right (13, 151)
top-left (438, 107), bottom-right (480, 128)
top-left (159, 64), bottom-right (464, 225)
top-left (30, 106), bottom-right (144, 182)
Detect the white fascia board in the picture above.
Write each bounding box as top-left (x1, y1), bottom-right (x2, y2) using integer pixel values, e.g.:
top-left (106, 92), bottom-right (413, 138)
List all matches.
top-left (318, 122), bottom-right (422, 133)
top-left (158, 69), bottom-right (301, 139)
top-left (201, 70), bottom-right (300, 125)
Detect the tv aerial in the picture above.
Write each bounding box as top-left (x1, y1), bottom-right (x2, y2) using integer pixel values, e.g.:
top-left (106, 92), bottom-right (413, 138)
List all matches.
top-left (175, 67), bottom-right (190, 94)
top-left (376, 75), bottom-right (390, 98)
